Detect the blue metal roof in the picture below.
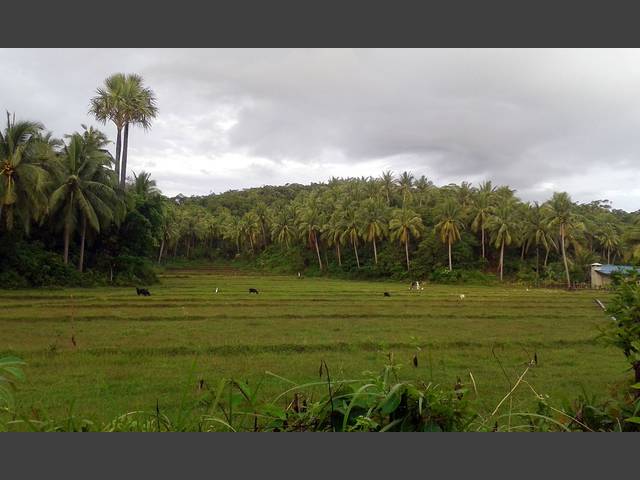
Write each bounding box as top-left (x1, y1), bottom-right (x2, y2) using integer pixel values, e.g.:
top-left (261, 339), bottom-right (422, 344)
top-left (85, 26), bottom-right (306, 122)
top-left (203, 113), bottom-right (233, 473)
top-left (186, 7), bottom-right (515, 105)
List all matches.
top-left (594, 264), bottom-right (640, 276)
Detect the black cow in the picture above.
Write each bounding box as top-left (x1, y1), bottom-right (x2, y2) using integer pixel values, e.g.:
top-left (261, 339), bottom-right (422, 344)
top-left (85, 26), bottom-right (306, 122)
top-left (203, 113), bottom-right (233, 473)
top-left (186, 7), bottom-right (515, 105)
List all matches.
top-left (249, 288), bottom-right (259, 294)
top-left (383, 292), bottom-right (391, 297)
top-left (136, 287), bottom-right (151, 296)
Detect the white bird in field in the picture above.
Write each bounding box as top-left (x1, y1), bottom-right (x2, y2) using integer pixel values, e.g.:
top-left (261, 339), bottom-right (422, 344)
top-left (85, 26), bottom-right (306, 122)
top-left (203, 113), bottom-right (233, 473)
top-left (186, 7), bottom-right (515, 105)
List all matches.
top-left (215, 288), bottom-right (219, 293)
top-left (459, 294), bottom-right (465, 300)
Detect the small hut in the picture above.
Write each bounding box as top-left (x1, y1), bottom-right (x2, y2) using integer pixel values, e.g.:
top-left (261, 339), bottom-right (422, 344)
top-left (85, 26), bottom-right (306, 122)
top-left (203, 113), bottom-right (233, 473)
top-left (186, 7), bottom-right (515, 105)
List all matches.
top-left (590, 263), bottom-right (640, 288)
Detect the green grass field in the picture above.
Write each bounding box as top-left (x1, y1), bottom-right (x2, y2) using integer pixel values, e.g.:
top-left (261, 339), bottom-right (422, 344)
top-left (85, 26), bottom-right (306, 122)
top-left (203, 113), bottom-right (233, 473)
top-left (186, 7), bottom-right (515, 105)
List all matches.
top-left (0, 266), bottom-right (628, 426)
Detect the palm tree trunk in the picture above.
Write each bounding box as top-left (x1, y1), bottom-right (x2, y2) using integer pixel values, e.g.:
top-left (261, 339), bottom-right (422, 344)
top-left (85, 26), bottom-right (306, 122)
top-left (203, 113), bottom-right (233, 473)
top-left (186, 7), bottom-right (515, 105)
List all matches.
top-left (63, 222), bottom-right (70, 265)
top-left (186, 236), bottom-right (191, 258)
top-left (536, 245), bottom-right (540, 284)
top-left (405, 239), bottom-right (410, 272)
top-left (120, 122), bottom-right (130, 187)
top-left (78, 216), bottom-right (87, 272)
top-left (607, 249), bottom-right (611, 264)
top-left (521, 243), bottom-right (526, 261)
top-left (481, 225), bottom-right (485, 259)
top-left (373, 237), bottom-right (378, 265)
top-left (158, 238), bottom-right (165, 264)
top-left (114, 125), bottom-right (122, 181)
top-left (448, 240), bottom-right (453, 271)
top-left (314, 232), bottom-right (322, 270)
top-left (544, 247), bottom-right (550, 267)
top-left (236, 238), bottom-right (240, 255)
top-left (353, 238), bottom-right (360, 269)
top-left (499, 241), bottom-right (505, 281)
top-left (337, 242), bottom-right (342, 266)
top-left (560, 227), bottom-right (571, 289)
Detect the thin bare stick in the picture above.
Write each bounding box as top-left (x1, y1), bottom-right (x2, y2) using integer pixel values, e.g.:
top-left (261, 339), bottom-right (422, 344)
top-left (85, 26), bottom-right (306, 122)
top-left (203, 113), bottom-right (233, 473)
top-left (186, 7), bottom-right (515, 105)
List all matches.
top-left (491, 366), bottom-right (529, 417)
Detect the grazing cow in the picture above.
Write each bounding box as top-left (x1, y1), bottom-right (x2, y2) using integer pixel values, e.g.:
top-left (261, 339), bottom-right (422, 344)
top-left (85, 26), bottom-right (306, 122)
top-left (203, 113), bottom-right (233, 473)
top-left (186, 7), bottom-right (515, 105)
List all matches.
top-left (249, 288), bottom-right (259, 294)
top-left (383, 292), bottom-right (391, 297)
top-left (136, 287), bottom-right (151, 296)
top-left (409, 281), bottom-right (424, 291)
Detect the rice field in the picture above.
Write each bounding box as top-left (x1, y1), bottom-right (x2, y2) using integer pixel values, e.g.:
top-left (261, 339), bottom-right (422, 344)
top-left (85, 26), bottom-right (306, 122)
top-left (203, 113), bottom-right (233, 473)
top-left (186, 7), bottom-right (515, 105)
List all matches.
top-left (0, 266), bottom-right (628, 424)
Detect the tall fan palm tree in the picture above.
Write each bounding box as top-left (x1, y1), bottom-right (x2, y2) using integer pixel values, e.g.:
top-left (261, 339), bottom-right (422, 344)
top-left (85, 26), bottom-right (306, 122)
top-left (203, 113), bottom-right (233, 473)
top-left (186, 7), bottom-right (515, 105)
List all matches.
top-left (487, 198), bottom-right (517, 281)
top-left (90, 73), bottom-right (158, 188)
top-left (435, 200), bottom-right (465, 271)
top-left (389, 207), bottom-right (424, 272)
top-left (0, 115), bottom-right (50, 232)
top-left (546, 192), bottom-right (584, 288)
top-left (49, 133), bottom-right (117, 270)
top-left (89, 73), bottom-right (128, 181)
top-left (358, 198), bottom-right (388, 265)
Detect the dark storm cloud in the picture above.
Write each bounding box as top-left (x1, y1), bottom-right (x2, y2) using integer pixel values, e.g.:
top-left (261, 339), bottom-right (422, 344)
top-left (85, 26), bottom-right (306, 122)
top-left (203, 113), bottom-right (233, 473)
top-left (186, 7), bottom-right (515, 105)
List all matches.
top-left (1, 49), bottom-right (640, 210)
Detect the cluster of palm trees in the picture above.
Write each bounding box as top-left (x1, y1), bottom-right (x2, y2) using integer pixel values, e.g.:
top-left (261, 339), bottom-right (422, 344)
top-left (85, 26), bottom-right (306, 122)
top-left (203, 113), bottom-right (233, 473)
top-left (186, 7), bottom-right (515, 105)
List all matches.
top-left (166, 171), bottom-right (639, 286)
top-left (0, 73), bottom-right (158, 273)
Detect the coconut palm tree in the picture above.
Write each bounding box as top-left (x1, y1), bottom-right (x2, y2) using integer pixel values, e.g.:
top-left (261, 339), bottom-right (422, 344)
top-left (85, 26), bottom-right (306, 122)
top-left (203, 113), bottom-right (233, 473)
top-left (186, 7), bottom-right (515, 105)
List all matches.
top-left (397, 171), bottom-right (415, 207)
top-left (414, 175), bottom-right (433, 207)
top-left (340, 207), bottom-right (362, 269)
top-left (271, 205), bottom-right (298, 250)
top-left (131, 171), bottom-right (160, 199)
top-left (251, 203), bottom-right (271, 248)
top-left (223, 215), bottom-right (242, 255)
top-left (380, 170), bottom-right (395, 206)
top-left (470, 189), bottom-right (493, 260)
top-left (456, 181), bottom-right (475, 209)
top-left (389, 207), bottom-right (424, 271)
top-left (435, 200), bottom-right (465, 271)
top-left (0, 115), bottom-right (51, 232)
top-left (487, 198), bottom-right (517, 281)
top-left (358, 198), bottom-right (388, 265)
top-left (322, 210), bottom-right (345, 267)
top-left (240, 211), bottom-right (261, 253)
top-left (523, 202), bottom-right (557, 281)
top-left (545, 192), bottom-right (584, 288)
top-left (49, 133), bottom-right (117, 270)
top-left (596, 224), bottom-right (621, 264)
top-left (298, 195), bottom-right (325, 270)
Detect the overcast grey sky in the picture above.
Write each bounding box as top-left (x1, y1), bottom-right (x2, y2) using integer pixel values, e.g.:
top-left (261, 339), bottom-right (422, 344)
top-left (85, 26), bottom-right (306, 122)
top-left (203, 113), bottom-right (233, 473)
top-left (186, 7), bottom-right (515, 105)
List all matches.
top-left (2, 48), bottom-right (640, 210)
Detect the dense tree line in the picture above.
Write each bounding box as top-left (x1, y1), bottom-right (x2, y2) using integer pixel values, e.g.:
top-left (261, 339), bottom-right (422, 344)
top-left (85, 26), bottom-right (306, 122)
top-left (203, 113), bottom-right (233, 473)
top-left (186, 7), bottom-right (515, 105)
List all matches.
top-left (3, 73), bottom-right (640, 287)
top-left (168, 174), bottom-right (640, 287)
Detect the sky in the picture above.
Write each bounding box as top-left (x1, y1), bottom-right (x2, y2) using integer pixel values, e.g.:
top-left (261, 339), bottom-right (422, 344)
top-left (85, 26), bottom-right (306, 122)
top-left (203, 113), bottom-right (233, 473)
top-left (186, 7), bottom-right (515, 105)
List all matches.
top-left (1, 48), bottom-right (640, 211)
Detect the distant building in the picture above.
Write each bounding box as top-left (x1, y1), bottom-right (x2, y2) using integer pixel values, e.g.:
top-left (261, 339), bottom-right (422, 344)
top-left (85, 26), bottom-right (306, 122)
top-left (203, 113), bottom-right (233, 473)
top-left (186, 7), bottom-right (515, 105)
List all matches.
top-left (590, 263), bottom-right (640, 288)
